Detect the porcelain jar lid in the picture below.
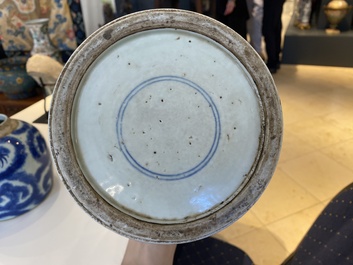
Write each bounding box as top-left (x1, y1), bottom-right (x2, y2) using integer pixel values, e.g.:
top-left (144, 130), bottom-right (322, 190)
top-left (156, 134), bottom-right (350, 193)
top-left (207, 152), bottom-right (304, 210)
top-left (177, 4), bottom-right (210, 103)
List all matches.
top-left (49, 9), bottom-right (282, 243)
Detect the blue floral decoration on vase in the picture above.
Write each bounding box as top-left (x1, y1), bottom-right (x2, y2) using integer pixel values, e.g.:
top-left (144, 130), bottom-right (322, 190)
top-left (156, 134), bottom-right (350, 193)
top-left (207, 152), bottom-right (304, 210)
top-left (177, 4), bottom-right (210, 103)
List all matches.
top-left (0, 114), bottom-right (53, 221)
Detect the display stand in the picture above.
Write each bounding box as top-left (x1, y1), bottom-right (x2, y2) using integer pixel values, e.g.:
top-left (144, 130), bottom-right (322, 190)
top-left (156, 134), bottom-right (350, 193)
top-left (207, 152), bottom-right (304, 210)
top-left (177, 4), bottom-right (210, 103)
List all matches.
top-left (282, 0), bottom-right (353, 67)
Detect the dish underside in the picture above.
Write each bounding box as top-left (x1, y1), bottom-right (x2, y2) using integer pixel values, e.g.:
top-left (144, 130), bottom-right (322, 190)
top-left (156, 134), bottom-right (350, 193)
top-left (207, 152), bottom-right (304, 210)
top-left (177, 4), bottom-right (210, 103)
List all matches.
top-left (49, 9), bottom-right (282, 243)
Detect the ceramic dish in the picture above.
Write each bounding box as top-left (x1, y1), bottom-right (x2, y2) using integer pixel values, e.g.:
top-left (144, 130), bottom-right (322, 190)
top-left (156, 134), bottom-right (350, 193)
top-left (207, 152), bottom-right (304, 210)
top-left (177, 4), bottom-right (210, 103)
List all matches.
top-left (49, 9), bottom-right (282, 243)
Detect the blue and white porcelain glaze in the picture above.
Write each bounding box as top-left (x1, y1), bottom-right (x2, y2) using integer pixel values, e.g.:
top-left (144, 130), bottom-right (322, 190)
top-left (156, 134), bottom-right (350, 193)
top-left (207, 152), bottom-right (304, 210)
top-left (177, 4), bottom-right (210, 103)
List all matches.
top-left (71, 29), bottom-right (262, 223)
top-left (0, 114), bottom-right (53, 221)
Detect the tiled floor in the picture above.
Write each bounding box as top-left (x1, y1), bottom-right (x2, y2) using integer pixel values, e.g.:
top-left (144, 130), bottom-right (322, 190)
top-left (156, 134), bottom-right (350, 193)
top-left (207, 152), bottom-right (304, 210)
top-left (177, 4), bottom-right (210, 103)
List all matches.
top-left (212, 2), bottom-right (353, 264)
top-left (214, 64), bottom-right (353, 264)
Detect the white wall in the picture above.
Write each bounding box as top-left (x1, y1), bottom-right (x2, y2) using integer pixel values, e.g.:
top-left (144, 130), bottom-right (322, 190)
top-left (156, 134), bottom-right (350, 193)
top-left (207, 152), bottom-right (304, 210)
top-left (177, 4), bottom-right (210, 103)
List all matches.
top-left (80, 0), bottom-right (105, 36)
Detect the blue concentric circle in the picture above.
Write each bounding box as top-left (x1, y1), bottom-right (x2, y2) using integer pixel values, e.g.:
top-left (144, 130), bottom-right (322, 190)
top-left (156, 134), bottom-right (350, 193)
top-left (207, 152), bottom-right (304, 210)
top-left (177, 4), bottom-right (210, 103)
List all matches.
top-left (117, 76), bottom-right (221, 180)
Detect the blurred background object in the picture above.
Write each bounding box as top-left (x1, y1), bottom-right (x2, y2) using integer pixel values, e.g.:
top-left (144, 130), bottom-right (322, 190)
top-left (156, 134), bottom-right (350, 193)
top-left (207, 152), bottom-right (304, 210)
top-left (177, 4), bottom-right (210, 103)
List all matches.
top-left (0, 56), bottom-right (38, 100)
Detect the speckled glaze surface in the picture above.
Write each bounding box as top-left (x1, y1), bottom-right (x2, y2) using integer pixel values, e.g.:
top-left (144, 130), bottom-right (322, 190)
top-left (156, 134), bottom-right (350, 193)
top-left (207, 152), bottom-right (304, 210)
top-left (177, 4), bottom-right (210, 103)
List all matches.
top-left (49, 9), bottom-right (282, 243)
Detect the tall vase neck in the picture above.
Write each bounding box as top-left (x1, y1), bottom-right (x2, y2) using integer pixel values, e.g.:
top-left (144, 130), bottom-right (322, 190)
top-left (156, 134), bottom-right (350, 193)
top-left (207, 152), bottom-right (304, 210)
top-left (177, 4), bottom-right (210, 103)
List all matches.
top-left (25, 18), bottom-right (59, 60)
top-left (25, 18), bottom-right (50, 26)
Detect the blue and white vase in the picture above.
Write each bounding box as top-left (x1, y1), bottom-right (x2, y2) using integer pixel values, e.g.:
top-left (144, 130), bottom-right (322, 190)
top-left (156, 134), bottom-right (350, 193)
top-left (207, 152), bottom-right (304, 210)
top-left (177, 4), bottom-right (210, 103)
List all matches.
top-left (25, 18), bottom-right (61, 62)
top-left (0, 114), bottom-right (53, 221)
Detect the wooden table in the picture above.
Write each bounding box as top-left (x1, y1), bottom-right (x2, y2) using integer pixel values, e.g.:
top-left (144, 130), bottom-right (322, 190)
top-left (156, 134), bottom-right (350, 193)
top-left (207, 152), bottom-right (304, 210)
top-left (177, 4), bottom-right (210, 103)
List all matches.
top-left (0, 93), bottom-right (43, 116)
